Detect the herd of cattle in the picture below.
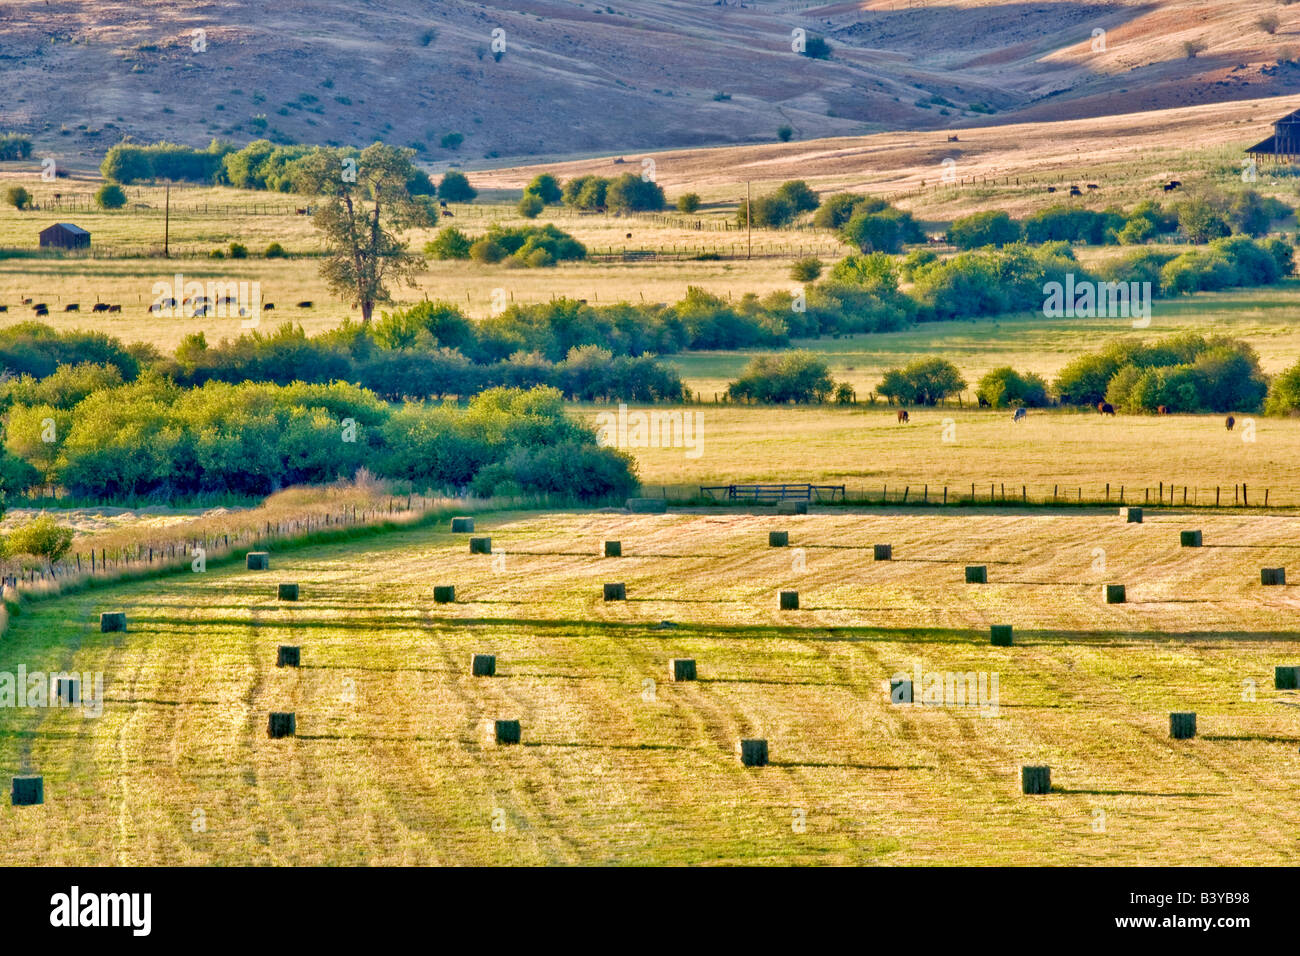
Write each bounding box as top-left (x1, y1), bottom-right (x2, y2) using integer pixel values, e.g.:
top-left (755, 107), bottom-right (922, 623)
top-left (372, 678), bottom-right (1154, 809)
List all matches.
top-left (1, 298), bottom-right (122, 317)
top-left (896, 402), bottom-right (1236, 426)
top-left (0, 298), bottom-right (316, 319)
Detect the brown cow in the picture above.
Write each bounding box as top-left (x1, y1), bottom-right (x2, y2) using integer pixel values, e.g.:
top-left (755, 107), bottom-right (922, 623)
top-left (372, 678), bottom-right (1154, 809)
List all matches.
top-left (1157, 405), bottom-right (1168, 415)
top-left (897, 410), bottom-right (910, 424)
top-left (1225, 415), bottom-right (1235, 431)
top-left (1098, 402), bottom-right (1115, 416)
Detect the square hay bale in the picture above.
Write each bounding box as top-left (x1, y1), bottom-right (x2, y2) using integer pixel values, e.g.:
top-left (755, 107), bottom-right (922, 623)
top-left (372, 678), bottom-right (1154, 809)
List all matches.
top-left (776, 500), bottom-right (808, 515)
top-left (1169, 712), bottom-right (1197, 739)
top-left (604, 540), bottom-right (621, 557)
top-left (1021, 765), bottom-right (1051, 795)
top-left (873, 544), bottom-right (892, 561)
top-left (738, 739), bottom-right (768, 767)
top-left (990, 625), bottom-right (1013, 647)
top-left (1104, 584), bottom-right (1127, 604)
top-left (276, 645), bottom-right (300, 668)
top-left (626, 498), bottom-right (667, 514)
top-left (10, 775), bottom-right (42, 806)
top-left (603, 582), bottom-right (626, 601)
top-left (469, 537), bottom-right (492, 555)
top-left (670, 658), bottom-right (697, 681)
top-left (451, 517), bottom-right (475, 533)
top-left (1180, 530), bottom-right (1203, 547)
top-left (1120, 507), bottom-right (1143, 523)
top-left (494, 719), bottom-right (521, 745)
top-left (55, 677), bottom-right (79, 705)
top-left (471, 654), bottom-right (496, 677)
top-left (779, 590), bottom-right (799, 610)
top-left (964, 566), bottom-right (987, 584)
top-left (277, 583), bottom-right (299, 601)
top-left (768, 531), bottom-right (789, 547)
top-left (267, 712), bottom-right (296, 738)
top-left (247, 552), bottom-right (270, 571)
top-left (434, 585), bottom-right (456, 604)
top-left (1275, 666), bottom-right (1300, 690)
top-left (1261, 568), bottom-right (1286, 586)
top-left (890, 678), bottom-right (913, 704)
top-left (99, 612), bottom-right (126, 633)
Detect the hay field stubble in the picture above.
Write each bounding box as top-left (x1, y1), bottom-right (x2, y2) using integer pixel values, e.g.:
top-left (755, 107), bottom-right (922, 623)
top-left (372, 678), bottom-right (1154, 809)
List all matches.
top-left (2, 509), bottom-right (1298, 865)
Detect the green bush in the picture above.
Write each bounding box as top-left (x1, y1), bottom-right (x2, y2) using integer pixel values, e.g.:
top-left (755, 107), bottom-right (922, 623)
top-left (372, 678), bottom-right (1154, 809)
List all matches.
top-left (425, 226), bottom-right (472, 260)
top-left (523, 174), bottom-right (562, 205)
top-left (265, 241), bottom-right (288, 258)
top-left (518, 194), bottom-right (544, 219)
top-left (947, 210), bottom-right (1020, 249)
top-left (676, 193), bottom-right (701, 213)
top-left (877, 357), bottom-right (966, 405)
top-left (790, 257), bottom-right (823, 282)
top-left (774, 180), bottom-right (820, 213)
top-left (976, 367), bottom-right (1049, 407)
top-left (4, 186), bottom-right (31, 210)
top-left (94, 183), bottom-right (128, 210)
top-left (228, 242), bottom-right (248, 259)
top-left (5, 514), bottom-right (74, 564)
top-left (605, 173), bottom-right (666, 213)
top-left (727, 351), bottom-right (834, 404)
top-left (438, 171), bottom-right (477, 202)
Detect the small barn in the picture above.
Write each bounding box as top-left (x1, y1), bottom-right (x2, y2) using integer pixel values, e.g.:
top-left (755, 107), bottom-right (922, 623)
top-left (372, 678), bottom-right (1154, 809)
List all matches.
top-left (1246, 110), bottom-right (1300, 164)
top-left (39, 222), bottom-right (90, 250)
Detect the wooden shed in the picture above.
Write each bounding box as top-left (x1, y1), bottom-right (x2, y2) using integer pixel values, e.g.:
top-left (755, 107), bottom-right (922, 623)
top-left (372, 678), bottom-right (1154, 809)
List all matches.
top-left (1246, 110), bottom-right (1300, 164)
top-left (39, 222), bottom-right (90, 250)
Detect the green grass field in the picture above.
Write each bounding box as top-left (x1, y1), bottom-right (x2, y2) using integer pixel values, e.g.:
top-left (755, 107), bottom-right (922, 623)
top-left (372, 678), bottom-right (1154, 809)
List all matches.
top-left (2, 508), bottom-right (1298, 864)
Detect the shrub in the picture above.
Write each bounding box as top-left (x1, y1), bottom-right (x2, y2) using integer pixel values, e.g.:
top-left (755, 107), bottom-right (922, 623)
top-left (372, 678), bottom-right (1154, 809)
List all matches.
top-left (737, 194), bottom-right (795, 228)
top-left (605, 173), bottom-right (665, 212)
top-left (4, 186), bottom-right (31, 210)
top-left (265, 241), bottom-right (288, 258)
top-left (438, 171), bottom-right (477, 202)
top-left (878, 358), bottom-right (966, 405)
top-left (228, 242), bottom-right (248, 259)
top-left (947, 210), bottom-right (1020, 249)
top-left (727, 351), bottom-right (834, 404)
top-left (469, 237), bottom-right (506, 263)
top-left (840, 207), bottom-right (923, 253)
top-left (425, 226), bottom-right (472, 260)
top-left (814, 193), bottom-right (882, 230)
top-left (94, 183), bottom-right (128, 210)
top-left (777, 125), bottom-right (794, 142)
top-left (774, 180), bottom-right (820, 213)
top-left (1266, 359), bottom-right (1300, 415)
top-left (676, 192), bottom-right (701, 213)
top-left (523, 173), bottom-right (562, 205)
top-left (976, 367), bottom-right (1049, 407)
top-left (6, 515), bottom-right (75, 565)
top-left (0, 133), bottom-right (33, 161)
top-left (801, 35), bottom-right (832, 59)
top-left (518, 194), bottom-right (544, 218)
top-left (790, 257), bottom-right (823, 282)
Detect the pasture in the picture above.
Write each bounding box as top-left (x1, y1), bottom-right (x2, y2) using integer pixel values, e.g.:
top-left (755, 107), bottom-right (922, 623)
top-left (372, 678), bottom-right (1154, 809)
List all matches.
top-left (1, 508), bottom-right (1298, 864)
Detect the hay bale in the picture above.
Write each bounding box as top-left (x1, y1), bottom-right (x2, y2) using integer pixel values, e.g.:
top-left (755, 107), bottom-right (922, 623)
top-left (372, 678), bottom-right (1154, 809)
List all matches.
top-left (1120, 507), bottom-right (1143, 523)
top-left (604, 540), bottom-right (621, 557)
top-left (10, 775), bottom-right (43, 806)
top-left (1261, 567), bottom-right (1286, 586)
top-left (1104, 584), bottom-right (1126, 604)
top-left (451, 517), bottom-right (475, 533)
top-left (626, 498), bottom-right (667, 514)
top-left (890, 678), bottom-right (913, 704)
top-left (738, 739), bottom-right (768, 766)
top-left (276, 645), bottom-right (300, 668)
top-left (965, 566), bottom-right (987, 584)
top-left (471, 653), bottom-right (496, 677)
top-left (277, 583), bottom-right (299, 601)
top-left (1275, 665), bottom-right (1300, 690)
top-left (670, 658), bottom-right (697, 681)
top-left (1169, 712), bottom-right (1197, 739)
top-left (779, 590), bottom-right (799, 610)
top-left (1180, 530), bottom-right (1203, 547)
top-left (776, 501), bottom-right (808, 515)
top-left (469, 537), bottom-right (492, 555)
top-left (434, 585), bottom-right (456, 604)
top-left (1021, 766), bottom-right (1051, 794)
top-left (267, 712), bottom-right (296, 738)
top-left (100, 612), bottom-right (126, 633)
top-left (247, 551), bottom-right (270, 570)
top-left (990, 625), bottom-right (1013, 647)
top-left (603, 582), bottom-right (626, 601)
top-left (494, 719), bottom-right (521, 745)
top-left (873, 544), bottom-right (892, 561)
top-left (769, 531), bottom-right (789, 547)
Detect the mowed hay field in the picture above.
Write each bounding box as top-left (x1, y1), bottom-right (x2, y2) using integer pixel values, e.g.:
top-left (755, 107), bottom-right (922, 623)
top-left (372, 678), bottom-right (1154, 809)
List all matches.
top-left (2, 508), bottom-right (1299, 865)
top-left (599, 405), bottom-right (1300, 503)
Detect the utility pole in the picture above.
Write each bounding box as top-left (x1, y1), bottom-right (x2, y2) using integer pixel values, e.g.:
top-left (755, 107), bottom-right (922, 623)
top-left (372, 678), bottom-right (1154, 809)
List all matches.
top-left (163, 180), bottom-right (171, 258)
top-left (746, 180), bottom-right (752, 259)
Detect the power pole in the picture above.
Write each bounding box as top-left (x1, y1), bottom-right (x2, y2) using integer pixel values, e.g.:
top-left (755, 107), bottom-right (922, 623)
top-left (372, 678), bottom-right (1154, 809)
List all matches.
top-left (163, 180), bottom-right (171, 258)
top-left (746, 180), bottom-right (752, 259)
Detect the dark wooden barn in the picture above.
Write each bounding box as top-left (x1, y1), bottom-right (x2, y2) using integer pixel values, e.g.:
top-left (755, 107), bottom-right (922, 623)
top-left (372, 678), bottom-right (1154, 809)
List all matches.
top-left (38, 222), bottom-right (90, 250)
top-left (1246, 110), bottom-right (1300, 163)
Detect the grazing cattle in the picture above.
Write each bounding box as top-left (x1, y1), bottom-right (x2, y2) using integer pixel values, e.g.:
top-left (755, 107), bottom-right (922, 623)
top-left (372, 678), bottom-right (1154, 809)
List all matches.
top-left (21, 298), bottom-right (31, 304)
top-left (296, 207), bottom-right (308, 215)
top-left (1163, 180), bottom-right (1182, 193)
top-left (1069, 185), bottom-right (1083, 197)
top-left (65, 304), bottom-right (79, 312)
top-left (296, 301), bottom-right (313, 308)
top-left (625, 233), bottom-right (632, 240)
top-left (947, 135), bottom-right (960, 142)
top-left (34, 307), bottom-right (48, 316)
top-left (1098, 402), bottom-right (1115, 416)
top-left (1086, 183), bottom-right (1099, 190)
top-left (32, 303), bottom-right (46, 311)
top-left (1012, 407), bottom-right (1027, 422)
top-left (156, 297), bottom-right (177, 310)
top-left (897, 409), bottom-right (910, 424)
top-left (92, 303), bottom-right (109, 313)
top-left (439, 199), bottom-right (448, 208)
top-left (1046, 186), bottom-right (1057, 194)
top-left (1226, 415), bottom-right (1235, 431)
top-left (263, 303), bottom-right (275, 311)
top-left (977, 394), bottom-right (990, 407)
top-left (441, 209), bottom-right (454, 217)
top-left (1157, 405), bottom-right (1168, 415)
top-left (191, 306), bottom-right (211, 318)
top-left (0, 305), bottom-right (7, 313)
top-left (107, 304), bottom-right (121, 313)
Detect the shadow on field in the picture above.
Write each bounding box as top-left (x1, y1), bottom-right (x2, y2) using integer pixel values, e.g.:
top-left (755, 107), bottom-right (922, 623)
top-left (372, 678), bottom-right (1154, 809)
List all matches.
top-left (769, 760), bottom-right (933, 771)
top-left (698, 677), bottom-right (853, 688)
top-left (522, 741), bottom-right (695, 752)
top-left (1202, 734), bottom-right (1300, 744)
top-left (1052, 787), bottom-right (1225, 798)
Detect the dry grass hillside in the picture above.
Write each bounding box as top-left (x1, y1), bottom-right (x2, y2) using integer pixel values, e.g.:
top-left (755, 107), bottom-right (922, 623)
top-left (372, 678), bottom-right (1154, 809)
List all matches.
top-left (3, 0), bottom-right (1300, 171)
